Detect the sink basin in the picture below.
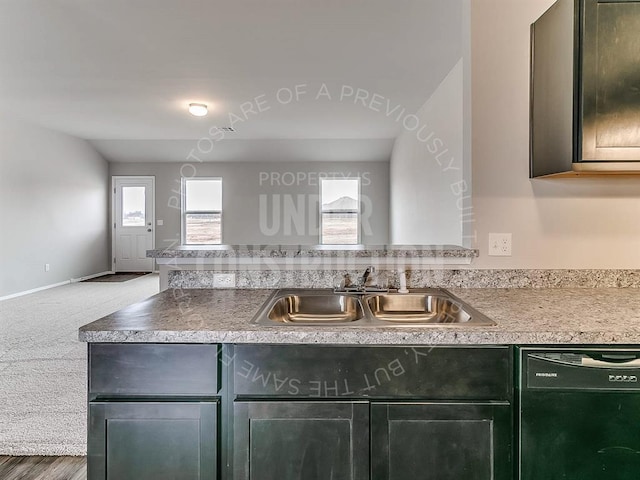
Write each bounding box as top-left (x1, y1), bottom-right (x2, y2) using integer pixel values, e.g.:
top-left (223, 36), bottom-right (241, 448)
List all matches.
top-left (252, 289), bottom-right (495, 327)
top-left (267, 294), bottom-right (364, 324)
top-left (363, 291), bottom-right (496, 326)
top-left (366, 293), bottom-right (472, 324)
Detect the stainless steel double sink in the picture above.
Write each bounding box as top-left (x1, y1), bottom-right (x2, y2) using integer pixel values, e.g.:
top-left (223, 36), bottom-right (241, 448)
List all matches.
top-left (252, 288), bottom-right (496, 327)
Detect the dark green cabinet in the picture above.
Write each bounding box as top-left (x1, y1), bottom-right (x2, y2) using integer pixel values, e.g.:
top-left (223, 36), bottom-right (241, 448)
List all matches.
top-left (87, 344), bottom-right (513, 480)
top-left (233, 401), bottom-right (369, 480)
top-left (87, 344), bottom-right (221, 480)
top-left (230, 346), bottom-right (512, 480)
top-left (371, 402), bottom-right (512, 480)
top-left (530, 0), bottom-right (640, 177)
top-left (88, 401), bottom-right (218, 480)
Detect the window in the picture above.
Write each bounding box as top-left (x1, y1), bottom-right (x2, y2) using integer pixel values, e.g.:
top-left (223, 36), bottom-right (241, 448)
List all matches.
top-left (320, 178), bottom-right (360, 245)
top-left (121, 186), bottom-right (146, 227)
top-left (182, 178), bottom-right (222, 245)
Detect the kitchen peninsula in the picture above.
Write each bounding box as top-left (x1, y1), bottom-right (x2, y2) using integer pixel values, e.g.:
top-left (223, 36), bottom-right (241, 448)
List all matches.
top-left (80, 280), bottom-right (640, 480)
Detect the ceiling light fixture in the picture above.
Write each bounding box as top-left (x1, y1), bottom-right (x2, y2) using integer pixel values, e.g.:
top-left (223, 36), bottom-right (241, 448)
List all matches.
top-left (188, 103), bottom-right (208, 117)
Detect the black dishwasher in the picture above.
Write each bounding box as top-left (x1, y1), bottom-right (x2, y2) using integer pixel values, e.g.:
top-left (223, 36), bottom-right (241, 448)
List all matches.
top-left (519, 348), bottom-right (640, 480)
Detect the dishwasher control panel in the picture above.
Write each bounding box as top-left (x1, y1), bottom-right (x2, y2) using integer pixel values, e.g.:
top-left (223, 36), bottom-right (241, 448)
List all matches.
top-left (523, 349), bottom-right (640, 391)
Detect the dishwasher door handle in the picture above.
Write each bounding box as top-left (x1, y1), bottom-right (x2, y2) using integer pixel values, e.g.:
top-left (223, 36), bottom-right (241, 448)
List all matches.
top-left (581, 356), bottom-right (640, 368)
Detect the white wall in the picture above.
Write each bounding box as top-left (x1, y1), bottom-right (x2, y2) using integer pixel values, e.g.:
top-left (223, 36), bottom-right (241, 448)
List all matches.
top-left (0, 115), bottom-right (110, 297)
top-left (390, 60), bottom-right (467, 246)
top-left (390, 0), bottom-right (471, 247)
top-left (471, 0), bottom-right (640, 269)
top-left (110, 161), bottom-right (390, 247)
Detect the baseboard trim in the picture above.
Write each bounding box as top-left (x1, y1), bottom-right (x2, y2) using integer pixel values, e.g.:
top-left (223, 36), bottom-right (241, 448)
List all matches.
top-left (0, 270), bottom-right (114, 301)
top-left (0, 280), bottom-right (71, 301)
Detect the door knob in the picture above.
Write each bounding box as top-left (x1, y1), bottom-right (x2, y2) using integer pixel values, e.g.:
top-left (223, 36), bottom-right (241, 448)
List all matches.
top-left (147, 229), bottom-right (152, 232)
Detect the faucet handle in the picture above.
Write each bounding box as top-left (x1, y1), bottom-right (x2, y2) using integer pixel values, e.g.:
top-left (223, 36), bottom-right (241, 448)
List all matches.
top-left (361, 268), bottom-right (389, 292)
top-left (334, 273), bottom-right (354, 291)
top-left (359, 266), bottom-right (374, 287)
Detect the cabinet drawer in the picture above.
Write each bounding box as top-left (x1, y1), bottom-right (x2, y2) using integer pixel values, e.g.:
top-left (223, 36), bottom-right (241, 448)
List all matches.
top-left (89, 344), bottom-right (219, 396)
top-left (232, 345), bottom-right (511, 400)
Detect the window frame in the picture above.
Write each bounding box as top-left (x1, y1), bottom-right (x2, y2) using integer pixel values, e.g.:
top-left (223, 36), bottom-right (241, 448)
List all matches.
top-left (181, 177), bottom-right (223, 245)
top-left (319, 177), bottom-right (361, 245)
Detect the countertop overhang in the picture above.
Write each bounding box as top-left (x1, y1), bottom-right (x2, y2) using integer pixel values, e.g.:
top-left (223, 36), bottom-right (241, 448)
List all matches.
top-left (78, 287), bottom-right (640, 345)
top-left (147, 245), bottom-right (479, 266)
top-left (147, 245), bottom-right (479, 259)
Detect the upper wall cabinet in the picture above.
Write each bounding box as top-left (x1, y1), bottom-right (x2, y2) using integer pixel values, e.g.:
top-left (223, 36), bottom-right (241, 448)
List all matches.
top-left (530, 0), bottom-right (640, 177)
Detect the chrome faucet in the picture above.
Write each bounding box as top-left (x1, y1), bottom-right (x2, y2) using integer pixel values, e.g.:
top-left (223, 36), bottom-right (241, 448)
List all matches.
top-left (334, 267), bottom-right (387, 293)
top-left (360, 266), bottom-right (375, 287)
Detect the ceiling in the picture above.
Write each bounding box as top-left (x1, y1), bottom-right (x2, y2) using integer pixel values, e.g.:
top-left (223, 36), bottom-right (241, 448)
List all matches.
top-left (0, 0), bottom-right (464, 162)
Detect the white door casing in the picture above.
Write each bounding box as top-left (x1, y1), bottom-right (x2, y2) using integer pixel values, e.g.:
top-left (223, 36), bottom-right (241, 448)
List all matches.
top-left (112, 176), bottom-right (155, 272)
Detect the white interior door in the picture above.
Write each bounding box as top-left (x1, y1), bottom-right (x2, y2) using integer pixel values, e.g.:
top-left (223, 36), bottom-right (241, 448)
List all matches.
top-left (113, 176), bottom-right (155, 272)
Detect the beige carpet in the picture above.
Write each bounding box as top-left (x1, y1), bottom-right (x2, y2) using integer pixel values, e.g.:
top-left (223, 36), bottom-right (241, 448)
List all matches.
top-left (0, 274), bottom-right (159, 456)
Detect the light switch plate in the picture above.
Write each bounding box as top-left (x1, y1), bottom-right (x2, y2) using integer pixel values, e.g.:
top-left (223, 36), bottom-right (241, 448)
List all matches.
top-left (157, 219), bottom-right (164, 226)
top-left (488, 233), bottom-right (512, 256)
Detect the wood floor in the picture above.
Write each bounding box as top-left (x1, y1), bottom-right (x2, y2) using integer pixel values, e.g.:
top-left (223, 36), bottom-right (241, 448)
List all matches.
top-left (0, 456), bottom-right (86, 480)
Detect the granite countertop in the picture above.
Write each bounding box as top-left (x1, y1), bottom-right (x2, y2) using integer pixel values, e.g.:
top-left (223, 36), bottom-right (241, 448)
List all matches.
top-left (78, 287), bottom-right (640, 345)
top-left (147, 245), bottom-right (479, 259)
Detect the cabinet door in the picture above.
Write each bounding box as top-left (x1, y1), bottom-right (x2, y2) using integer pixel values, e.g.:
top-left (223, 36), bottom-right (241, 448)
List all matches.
top-left (580, 0), bottom-right (640, 162)
top-left (233, 401), bottom-right (369, 480)
top-left (88, 401), bottom-right (217, 480)
top-left (530, 0), bottom-right (575, 177)
top-left (371, 402), bottom-right (511, 480)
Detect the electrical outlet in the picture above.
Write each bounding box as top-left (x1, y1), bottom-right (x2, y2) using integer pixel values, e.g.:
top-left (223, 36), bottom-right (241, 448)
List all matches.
top-left (488, 233), bottom-right (512, 256)
top-left (45, 263), bottom-right (50, 272)
top-left (213, 273), bottom-right (236, 288)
